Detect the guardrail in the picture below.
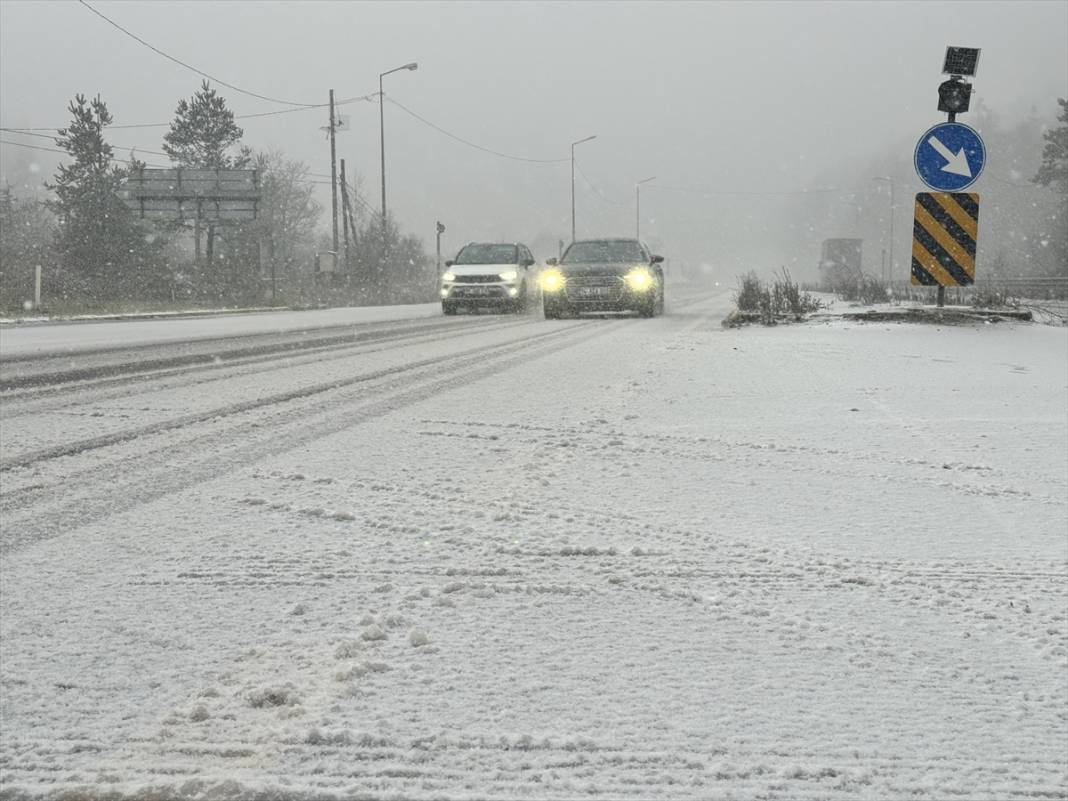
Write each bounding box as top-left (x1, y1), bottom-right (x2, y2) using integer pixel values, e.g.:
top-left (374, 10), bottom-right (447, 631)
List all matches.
top-left (887, 277), bottom-right (1068, 303)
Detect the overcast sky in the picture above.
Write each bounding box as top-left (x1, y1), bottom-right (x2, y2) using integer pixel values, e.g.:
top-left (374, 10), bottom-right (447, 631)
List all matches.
top-left (2, 0), bottom-right (1066, 274)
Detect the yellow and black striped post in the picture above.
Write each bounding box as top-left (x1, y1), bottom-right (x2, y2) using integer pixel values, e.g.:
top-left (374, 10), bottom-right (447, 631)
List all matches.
top-left (911, 192), bottom-right (980, 298)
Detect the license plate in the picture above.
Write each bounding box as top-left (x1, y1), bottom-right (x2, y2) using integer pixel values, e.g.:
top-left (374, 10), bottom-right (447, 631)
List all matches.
top-left (463, 286), bottom-right (490, 296)
top-left (576, 286), bottom-right (610, 297)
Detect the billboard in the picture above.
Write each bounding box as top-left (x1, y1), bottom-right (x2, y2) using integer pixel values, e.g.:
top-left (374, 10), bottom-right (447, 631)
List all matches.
top-left (120, 168), bottom-right (260, 221)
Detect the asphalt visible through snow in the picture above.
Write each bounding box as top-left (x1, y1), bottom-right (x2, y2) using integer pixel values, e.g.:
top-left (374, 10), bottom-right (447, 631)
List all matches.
top-left (1, 289), bottom-right (1066, 800)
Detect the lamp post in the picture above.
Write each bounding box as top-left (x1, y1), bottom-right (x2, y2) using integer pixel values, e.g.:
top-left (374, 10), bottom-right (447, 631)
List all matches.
top-left (571, 135), bottom-right (597, 244)
top-left (379, 62), bottom-right (418, 228)
top-left (873, 176), bottom-right (894, 283)
top-left (636, 176), bottom-right (656, 240)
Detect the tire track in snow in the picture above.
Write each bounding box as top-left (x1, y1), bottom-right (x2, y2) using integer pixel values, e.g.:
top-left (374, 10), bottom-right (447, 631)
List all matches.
top-left (0, 317), bottom-right (624, 552)
top-left (0, 316), bottom-right (522, 416)
top-left (0, 320), bottom-right (576, 471)
top-left (0, 315), bottom-right (507, 391)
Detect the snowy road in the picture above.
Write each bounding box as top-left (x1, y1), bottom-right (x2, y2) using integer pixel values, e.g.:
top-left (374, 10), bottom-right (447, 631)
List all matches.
top-left (1, 291), bottom-right (1066, 800)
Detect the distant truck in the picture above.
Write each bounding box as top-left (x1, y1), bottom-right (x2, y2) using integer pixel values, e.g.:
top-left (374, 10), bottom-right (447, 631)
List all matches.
top-left (819, 238), bottom-right (862, 289)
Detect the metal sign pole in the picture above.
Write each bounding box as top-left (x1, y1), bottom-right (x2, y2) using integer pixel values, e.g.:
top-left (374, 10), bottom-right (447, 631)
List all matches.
top-left (912, 46), bottom-right (984, 309)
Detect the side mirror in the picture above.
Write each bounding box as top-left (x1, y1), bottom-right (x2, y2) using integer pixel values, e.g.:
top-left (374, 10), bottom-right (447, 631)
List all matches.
top-left (522, 258), bottom-right (536, 268)
top-left (651, 254), bottom-right (664, 264)
top-left (444, 260), bottom-right (454, 268)
top-left (546, 257), bottom-right (558, 266)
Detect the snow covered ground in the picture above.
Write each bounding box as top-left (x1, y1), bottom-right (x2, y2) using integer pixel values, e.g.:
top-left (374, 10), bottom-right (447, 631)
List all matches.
top-left (1, 290), bottom-right (1066, 800)
top-left (0, 303), bottom-right (442, 357)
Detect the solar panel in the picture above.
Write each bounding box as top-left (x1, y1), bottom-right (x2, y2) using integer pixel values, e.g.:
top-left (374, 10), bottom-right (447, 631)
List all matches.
top-left (943, 47), bottom-right (980, 77)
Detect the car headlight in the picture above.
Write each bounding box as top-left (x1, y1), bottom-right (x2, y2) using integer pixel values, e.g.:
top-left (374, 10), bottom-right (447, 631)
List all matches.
top-left (624, 267), bottom-right (654, 291)
top-left (442, 271), bottom-right (456, 282)
top-left (539, 268), bottom-right (565, 292)
top-left (498, 269), bottom-right (518, 281)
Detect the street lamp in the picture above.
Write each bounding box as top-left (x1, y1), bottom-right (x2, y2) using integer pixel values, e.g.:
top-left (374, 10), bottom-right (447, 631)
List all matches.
top-left (873, 176), bottom-right (894, 283)
top-left (635, 176), bottom-right (656, 240)
top-left (571, 135), bottom-right (597, 243)
top-left (379, 62), bottom-right (418, 228)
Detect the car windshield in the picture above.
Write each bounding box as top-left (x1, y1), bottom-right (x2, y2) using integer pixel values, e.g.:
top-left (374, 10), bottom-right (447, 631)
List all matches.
top-left (562, 240), bottom-right (646, 264)
top-left (455, 244), bottom-right (517, 265)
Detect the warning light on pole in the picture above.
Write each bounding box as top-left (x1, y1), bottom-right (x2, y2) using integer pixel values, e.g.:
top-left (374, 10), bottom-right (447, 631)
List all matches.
top-left (937, 78), bottom-right (972, 115)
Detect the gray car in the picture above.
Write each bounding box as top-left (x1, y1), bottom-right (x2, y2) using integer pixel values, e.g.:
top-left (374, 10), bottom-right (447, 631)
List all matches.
top-left (540, 238), bottom-right (665, 318)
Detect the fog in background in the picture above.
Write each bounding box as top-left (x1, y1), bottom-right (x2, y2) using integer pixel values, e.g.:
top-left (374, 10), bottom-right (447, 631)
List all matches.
top-left (2, 0), bottom-right (1066, 280)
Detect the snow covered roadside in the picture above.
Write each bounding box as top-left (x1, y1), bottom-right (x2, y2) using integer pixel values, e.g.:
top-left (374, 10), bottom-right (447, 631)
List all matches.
top-left (1, 296), bottom-right (1066, 799)
top-left (0, 302), bottom-right (442, 357)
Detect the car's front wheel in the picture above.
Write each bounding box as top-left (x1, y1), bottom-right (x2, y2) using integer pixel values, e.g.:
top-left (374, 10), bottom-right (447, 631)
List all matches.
top-left (512, 284), bottom-right (528, 314)
top-left (442, 303), bottom-right (458, 316)
top-left (638, 276), bottom-right (664, 317)
top-left (543, 297), bottom-right (569, 319)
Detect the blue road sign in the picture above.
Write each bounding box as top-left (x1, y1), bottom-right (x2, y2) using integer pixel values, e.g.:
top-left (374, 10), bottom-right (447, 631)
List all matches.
top-left (914, 122), bottom-right (986, 191)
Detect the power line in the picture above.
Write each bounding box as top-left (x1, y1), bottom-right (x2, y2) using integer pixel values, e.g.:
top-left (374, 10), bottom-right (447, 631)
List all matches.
top-left (1, 128), bottom-right (173, 159)
top-left (77, 0), bottom-right (322, 107)
top-left (0, 138), bottom-right (170, 168)
top-left (573, 157), bottom-right (623, 207)
top-left (653, 183), bottom-right (870, 197)
top-left (1, 96), bottom-right (376, 133)
top-left (386, 97), bottom-right (569, 165)
top-left (0, 99), bottom-right (367, 134)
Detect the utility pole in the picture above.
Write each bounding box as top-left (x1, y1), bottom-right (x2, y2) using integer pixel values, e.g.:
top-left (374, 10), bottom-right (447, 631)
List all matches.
top-left (340, 158), bottom-right (350, 267)
top-left (379, 79), bottom-right (386, 234)
top-left (341, 172), bottom-right (357, 263)
top-left (328, 90), bottom-right (339, 257)
top-left (873, 175), bottom-right (894, 284)
top-left (884, 179), bottom-right (894, 284)
top-left (378, 62), bottom-right (419, 256)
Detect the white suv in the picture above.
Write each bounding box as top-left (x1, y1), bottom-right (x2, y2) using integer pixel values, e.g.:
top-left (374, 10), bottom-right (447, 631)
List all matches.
top-left (441, 242), bottom-right (538, 315)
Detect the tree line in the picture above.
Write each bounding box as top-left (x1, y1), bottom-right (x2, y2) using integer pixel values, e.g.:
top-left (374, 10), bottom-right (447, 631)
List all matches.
top-left (0, 82), bottom-right (435, 312)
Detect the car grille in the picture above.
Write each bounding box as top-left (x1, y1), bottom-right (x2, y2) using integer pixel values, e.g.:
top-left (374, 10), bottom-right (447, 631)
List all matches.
top-left (565, 274), bottom-right (625, 302)
top-left (452, 274), bottom-right (500, 283)
top-left (450, 286), bottom-right (507, 299)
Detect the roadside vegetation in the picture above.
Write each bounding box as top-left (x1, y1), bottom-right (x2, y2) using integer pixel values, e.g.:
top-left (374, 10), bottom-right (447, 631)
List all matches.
top-left (726, 269), bottom-right (824, 326)
top-left (829, 271), bottom-right (889, 305)
top-left (0, 85), bottom-right (435, 316)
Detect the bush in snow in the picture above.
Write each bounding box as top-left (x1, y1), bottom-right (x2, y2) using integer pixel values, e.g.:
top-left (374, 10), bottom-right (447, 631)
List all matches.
top-left (731, 269), bottom-right (823, 325)
top-left (833, 271), bottom-right (888, 305)
top-left (971, 287), bottom-right (1021, 310)
top-left (247, 685), bottom-right (301, 708)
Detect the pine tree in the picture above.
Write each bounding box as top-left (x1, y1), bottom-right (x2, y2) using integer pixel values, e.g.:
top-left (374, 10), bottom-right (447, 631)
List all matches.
top-left (162, 80), bottom-right (250, 169)
top-left (1033, 98), bottom-right (1068, 275)
top-left (163, 81), bottom-right (251, 291)
top-left (1034, 98), bottom-right (1068, 193)
top-left (45, 94), bottom-right (149, 301)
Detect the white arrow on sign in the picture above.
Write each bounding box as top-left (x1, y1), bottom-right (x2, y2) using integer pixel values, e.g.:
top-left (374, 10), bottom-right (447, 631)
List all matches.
top-left (927, 136), bottom-right (972, 177)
